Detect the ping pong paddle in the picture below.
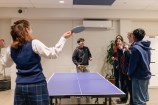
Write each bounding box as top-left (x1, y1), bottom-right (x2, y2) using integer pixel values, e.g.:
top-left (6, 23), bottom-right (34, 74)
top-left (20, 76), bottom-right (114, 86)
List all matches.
top-left (71, 26), bottom-right (85, 33)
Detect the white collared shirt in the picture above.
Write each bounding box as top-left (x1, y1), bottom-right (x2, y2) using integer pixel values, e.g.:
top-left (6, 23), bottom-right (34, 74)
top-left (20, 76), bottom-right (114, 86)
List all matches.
top-left (1, 36), bottom-right (66, 67)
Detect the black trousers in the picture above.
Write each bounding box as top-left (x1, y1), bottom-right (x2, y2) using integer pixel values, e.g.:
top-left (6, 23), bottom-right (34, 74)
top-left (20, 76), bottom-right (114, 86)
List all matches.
top-left (120, 73), bottom-right (128, 102)
top-left (127, 79), bottom-right (133, 105)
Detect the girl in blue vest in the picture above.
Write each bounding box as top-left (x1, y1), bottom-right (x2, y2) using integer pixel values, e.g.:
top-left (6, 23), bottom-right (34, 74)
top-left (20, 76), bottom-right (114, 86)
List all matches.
top-left (1, 20), bottom-right (72, 105)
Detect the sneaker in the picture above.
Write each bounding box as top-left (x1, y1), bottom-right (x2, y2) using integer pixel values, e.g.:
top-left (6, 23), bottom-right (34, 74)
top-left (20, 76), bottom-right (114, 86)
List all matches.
top-left (117, 100), bottom-right (127, 104)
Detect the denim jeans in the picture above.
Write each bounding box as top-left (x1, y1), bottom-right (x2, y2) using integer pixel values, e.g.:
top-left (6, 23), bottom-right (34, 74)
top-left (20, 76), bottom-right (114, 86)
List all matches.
top-left (132, 78), bottom-right (149, 105)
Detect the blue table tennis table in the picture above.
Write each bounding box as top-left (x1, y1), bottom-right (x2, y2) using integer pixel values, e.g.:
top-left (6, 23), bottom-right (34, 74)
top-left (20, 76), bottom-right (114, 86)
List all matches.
top-left (47, 72), bottom-right (125, 105)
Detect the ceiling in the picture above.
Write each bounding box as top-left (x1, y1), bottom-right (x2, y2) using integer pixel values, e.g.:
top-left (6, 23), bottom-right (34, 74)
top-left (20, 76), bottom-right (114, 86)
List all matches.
top-left (0, 0), bottom-right (158, 10)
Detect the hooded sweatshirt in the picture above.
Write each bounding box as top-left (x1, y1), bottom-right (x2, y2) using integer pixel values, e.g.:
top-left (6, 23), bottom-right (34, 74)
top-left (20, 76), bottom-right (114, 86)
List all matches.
top-left (128, 40), bottom-right (151, 80)
top-left (72, 46), bottom-right (92, 66)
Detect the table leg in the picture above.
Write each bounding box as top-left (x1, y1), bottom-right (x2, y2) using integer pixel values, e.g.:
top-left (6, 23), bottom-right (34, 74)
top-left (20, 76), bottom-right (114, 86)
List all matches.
top-left (95, 98), bottom-right (99, 104)
top-left (55, 98), bottom-right (58, 104)
top-left (109, 97), bottom-right (112, 105)
top-left (50, 97), bottom-right (53, 105)
top-left (103, 97), bottom-right (107, 105)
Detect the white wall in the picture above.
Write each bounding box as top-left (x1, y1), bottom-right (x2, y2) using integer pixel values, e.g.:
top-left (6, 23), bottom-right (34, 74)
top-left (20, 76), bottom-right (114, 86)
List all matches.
top-left (1, 8), bottom-right (158, 89)
top-left (132, 21), bottom-right (158, 36)
top-left (0, 19), bottom-right (11, 46)
top-left (120, 19), bottom-right (132, 43)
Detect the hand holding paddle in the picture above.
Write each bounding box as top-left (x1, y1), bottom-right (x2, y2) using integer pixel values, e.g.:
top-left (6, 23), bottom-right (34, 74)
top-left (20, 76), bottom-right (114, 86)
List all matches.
top-left (63, 26), bottom-right (85, 39)
top-left (63, 31), bottom-right (72, 39)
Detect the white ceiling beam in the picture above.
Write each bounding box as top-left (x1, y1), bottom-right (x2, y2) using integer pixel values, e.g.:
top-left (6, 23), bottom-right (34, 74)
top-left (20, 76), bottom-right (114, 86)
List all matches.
top-left (1, 8), bottom-right (158, 20)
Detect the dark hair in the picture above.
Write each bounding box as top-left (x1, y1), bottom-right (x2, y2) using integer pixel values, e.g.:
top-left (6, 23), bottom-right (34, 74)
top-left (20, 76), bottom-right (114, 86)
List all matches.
top-left (132, 28), bottom-right (145, 41)
top-left (115, 35), bottom-right (124, 41)
top-left (10, 20), bottom-right (32, 48)
top-left (115, 35), bottom-right (124, 46)
top-left (115, 38), bottom-right (122, 46)
top-left (77, 38), bottom-right (85, 43)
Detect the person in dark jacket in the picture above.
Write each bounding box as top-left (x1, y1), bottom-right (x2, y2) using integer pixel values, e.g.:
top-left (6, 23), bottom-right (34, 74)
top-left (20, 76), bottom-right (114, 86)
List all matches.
top-left (128, 28), bottom-right (151, 105)
top-left (72, 38), bottom-right (92, 72)
top-left (112, 35), bottom-right (124, 88)
top-left (116, 38), bottom-right (129, 104)
top-left (125, 32), bottom-right (135, 105)
top-left (1, 20), bottom-right (72, 105)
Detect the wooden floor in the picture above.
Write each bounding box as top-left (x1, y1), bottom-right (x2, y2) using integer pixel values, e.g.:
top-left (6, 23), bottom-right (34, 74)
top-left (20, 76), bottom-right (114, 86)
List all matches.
top-left (0, 88), bottom-right (158, 105)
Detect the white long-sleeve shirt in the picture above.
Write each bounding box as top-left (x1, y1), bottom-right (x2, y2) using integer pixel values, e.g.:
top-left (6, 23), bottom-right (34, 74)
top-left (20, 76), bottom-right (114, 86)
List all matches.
top-left (1, 36), bottom-right (67, 68)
